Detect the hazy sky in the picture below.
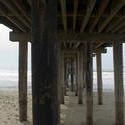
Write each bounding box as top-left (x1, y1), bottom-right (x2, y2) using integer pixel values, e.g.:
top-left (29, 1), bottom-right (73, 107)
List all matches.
top-left (0, 24), bottom-right (124, 71)
top-left (0, 24), bottom-right (31, 70)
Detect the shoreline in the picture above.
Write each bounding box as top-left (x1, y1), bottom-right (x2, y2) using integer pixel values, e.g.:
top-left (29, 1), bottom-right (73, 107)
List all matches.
top-left (0, 87), bottom-right (116, 92)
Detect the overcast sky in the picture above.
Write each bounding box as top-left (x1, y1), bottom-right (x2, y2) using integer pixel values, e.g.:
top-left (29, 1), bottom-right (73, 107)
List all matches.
top-left (0, 24), bottom-right (124, 71)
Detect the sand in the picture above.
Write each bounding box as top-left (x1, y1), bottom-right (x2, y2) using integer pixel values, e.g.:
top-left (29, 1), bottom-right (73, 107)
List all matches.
top-left (0, 90), bottom-right (124, 125)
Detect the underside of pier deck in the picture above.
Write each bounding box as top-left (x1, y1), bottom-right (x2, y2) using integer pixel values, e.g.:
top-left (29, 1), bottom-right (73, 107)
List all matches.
top-left (0, 0), bottom-right (125, 125)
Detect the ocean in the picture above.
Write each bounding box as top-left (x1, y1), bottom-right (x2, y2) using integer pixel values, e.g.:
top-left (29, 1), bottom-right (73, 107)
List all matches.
top-left (0, 69), bottom-right (124, 92)
top-left (0, 69), bottom-right (31, 91)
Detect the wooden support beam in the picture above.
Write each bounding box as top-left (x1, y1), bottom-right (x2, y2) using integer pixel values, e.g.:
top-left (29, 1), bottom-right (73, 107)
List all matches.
top-left (60, 0), bottom-right (67, 32)
top-left (113, 42), bottom-right (124, 125)
top-left (106, 18), bottom-right (124, 32)
top-left (64, 58), bottom-right (68, 96)
top-left (89, 0), bottom-right (109, 32)
top-left (73, 0), bottom-right (78, 32)
top-left (75, 55), bottom-right (78, 96)
top-left (11, 0), bottom-right (31, 22)
top-left (32, 0), bottom-right (58, 125)
top-left (1, 1), bottom-right (30, 29)
top-left (10, 32), bottom-right (125, 42)
top-left (0, 16), bottom-right (20, 31)
top-left (0, 7), bottom-right (26, 32)
top-left (98, 1), bottom-right (125, 33)
top-left (85, 42), bottom-right (93, 125)
top-left (73, 42), bottom-right (80, 49)
top-left (27, 0), bottom-right (31, 6)
top-left (95, 42), bottom-right (105, 49)
top-left (71, 57), bottom-right (74, 92)
top-left (78, 49), bottom-right (83, 104)
top-left (57, 43), bottom-right (61, 124)
top-left (60, 50), bottom-right (65, 104)
top-left (10, 32), bottom-right (31, 42)
top-left (80, 0), bottom-right (96, 32)
top-left (19, 41), bottom-right (28, 122)
top-left (58, 33), bottom-right (125, 42)
top-left (113, 21), bottom-right (125, 33)
top-left (94, 48), bottom-right (107, 54)
top-left (96, 52), bottom-right (103, 105)
top-left (119, 27), bottom-right (125, 33)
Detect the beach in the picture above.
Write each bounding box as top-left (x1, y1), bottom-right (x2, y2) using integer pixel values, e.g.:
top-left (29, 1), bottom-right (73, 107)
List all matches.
top-left (0, 90), bottom-right (124, 125)
top-left (0, 70), bottom-right (125, 125)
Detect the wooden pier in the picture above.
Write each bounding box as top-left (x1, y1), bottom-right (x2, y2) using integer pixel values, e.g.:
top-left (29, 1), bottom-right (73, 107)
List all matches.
top-left (0, 0), bottom-right (124, 125)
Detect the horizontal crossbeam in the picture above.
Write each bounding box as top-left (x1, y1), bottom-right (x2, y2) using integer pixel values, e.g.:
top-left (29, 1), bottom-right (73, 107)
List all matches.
top-left (10, 32), bottom-right (125, 42)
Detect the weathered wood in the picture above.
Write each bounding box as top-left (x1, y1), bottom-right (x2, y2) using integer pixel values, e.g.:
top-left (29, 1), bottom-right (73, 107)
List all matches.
top-left (119, 27), bottom-right (125, 33)
top-left (27, 0), bottom-right (31, 6)
top-left (71, 57), bottom-right (74, 92)
top-left (10, 32), bottom-right (125, 42)
top-left (19, 41), bottom-right (28, 122)
top-left (60, 50), bottom-right (65, 104)
top-left (60, 0), bottom-right (67, 32)
top-left (1, 0), bottom-right (125, 38)
top-left (80, 0), bottom-right (96, 32)
top-left (0, 5), bottom-right (27, 32)
top-left (11, 0), bottom-right (31, 22)
top-left (58, 33), bottom-right (125, 42)
top-left (64, 59), bottom-right (68, 96)
top-left (74, 55), bottom-right (78, 96)
top-left (10, 32), bottom-right (30, 42)
top-left (57, 43), bottom-right (62, 124)
top-left (78, 50), bottom-right (83, 104)
top-left (90, 0), bottom-right (109, 32)
top-left (85, 42), bottom-right (93, 125)
top-left (98, 1), bottom-right (125, 33)
top-left (113, 42), bottom-right (124, 125)
top-left (96, 52), bottom-right (103, 105)
top-left (113, 21), bottom-right (125, 33)
top-left (73, 0), bottom-right (78, 32)
top-left (106, 18), bottom-right (124, 32)
top-left (31, 0), bottom-right (58, 125)
top-left (1, 1), bottom-right (30, 29)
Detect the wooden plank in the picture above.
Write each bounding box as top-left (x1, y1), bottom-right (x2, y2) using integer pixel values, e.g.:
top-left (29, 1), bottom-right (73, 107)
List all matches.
top-left (19, 41), bottom-right (28, 122)
top-left (59, 33), bottom-right (125, 42)
top-left (0, 7), bottom-right (26, 32)
top-left (32, 0), bottom-right (58, 125)
top-left (10, 32), bottom-right (125, 42)
top-left (1, 1), bottom-right (30, 29)
top-left (85, 41), bottom-right (93, 125)
top-left (73, 0), bottom-right (78, 32)
top-left (27, 0), bottom-right (31, 6)
top-left (89, 0), bottom-right (110, 32)
top-left (113, 21), bottom-right (125, 33)
top-left (106, 18), bottom-right (124, 32)
top-left (10, 32), bottom-right (31, 42)
top-left (98, 1), bottom-right (125, 33)
top-left (0, 16), bottom-right (21, 31)
top-left (80, 0), bottom-right (96, 32)
top-left (60, 0), bottom-right (67, 32)
top-left (11, 0), bottom-right (31, 22)
top-left (94, 48), bottom-right (107, 54)
top-left (113, 42), bottom-right (124, 125)
top-left (119, 27), bottom-right (125, 33)
top-left (96, 52), bottom-right (103, 105)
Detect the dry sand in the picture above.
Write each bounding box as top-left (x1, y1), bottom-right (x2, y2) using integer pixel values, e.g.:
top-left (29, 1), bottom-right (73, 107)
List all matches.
top-left (0, 90), bottom-right (124, 125)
